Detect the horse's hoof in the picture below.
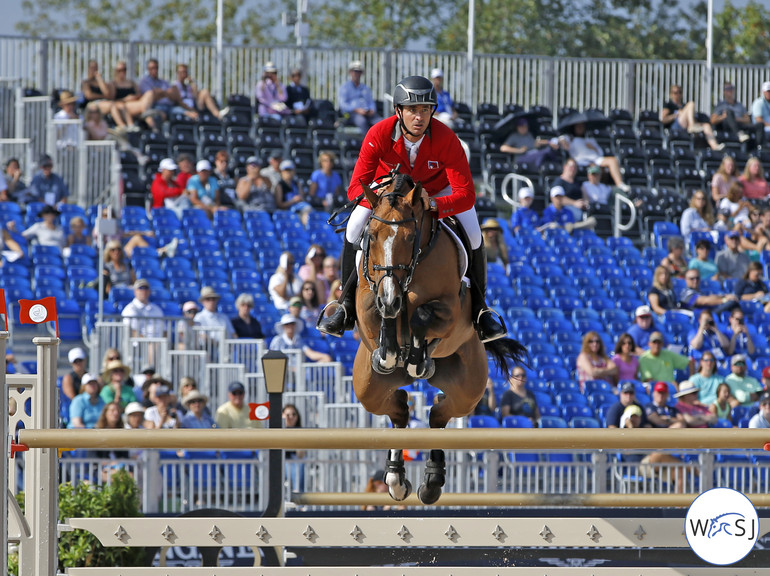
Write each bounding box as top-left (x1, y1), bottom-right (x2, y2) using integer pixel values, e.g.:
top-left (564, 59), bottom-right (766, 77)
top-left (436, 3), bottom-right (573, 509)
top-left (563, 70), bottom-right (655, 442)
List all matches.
top-left (420, 359), bottom-right (435, 380)
top-left (372, 349), bottom-right (396, 374)
top-left (388, 478), bottom-right (412, 502)
top-left (417, 482), bottom-right (442, 505)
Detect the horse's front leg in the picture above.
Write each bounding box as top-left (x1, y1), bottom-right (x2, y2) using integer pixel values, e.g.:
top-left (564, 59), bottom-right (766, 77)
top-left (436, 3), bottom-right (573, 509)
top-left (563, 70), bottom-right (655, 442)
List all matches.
top-left (418, 449), bottom-right (446, 505)
top-left (383, 388), bottom-right (412, 501)
top-left (372, 317), bottom-right (398, 375)
top-left (406, 302), bottom-right (447, 379)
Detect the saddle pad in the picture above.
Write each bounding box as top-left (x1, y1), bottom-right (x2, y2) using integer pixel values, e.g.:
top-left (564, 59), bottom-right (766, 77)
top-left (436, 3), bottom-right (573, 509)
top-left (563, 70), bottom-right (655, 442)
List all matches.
top-left (439, 220), bottom-right (469, 286)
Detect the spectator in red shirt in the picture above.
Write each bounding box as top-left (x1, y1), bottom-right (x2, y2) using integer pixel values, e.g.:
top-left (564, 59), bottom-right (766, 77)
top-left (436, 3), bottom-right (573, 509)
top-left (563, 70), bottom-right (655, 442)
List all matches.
top-left (151, 158), bottom-right (184, 208)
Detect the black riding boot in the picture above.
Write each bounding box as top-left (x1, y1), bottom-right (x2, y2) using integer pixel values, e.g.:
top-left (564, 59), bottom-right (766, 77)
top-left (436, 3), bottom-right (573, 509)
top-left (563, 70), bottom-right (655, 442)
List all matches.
top-left (317, 240), bottom-right (358, 337)
top-left (469, 246), bottom-right (507, 343)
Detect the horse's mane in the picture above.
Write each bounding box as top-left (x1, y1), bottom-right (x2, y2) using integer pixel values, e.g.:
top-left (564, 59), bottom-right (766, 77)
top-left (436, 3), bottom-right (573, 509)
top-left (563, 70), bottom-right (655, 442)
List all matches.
top-left (385, 174), bottom-right (415, 208)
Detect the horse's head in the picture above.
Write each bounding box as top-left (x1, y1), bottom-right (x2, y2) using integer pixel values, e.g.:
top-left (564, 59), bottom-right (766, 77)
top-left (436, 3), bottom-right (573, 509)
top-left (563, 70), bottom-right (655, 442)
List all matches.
top-left (362, 173), bottom-right (425, 319)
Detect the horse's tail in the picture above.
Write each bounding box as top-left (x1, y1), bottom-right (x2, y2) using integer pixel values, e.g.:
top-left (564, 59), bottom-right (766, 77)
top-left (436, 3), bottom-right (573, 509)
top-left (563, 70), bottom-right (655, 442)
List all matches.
top-left (484, 337), bottom-right (529, 379)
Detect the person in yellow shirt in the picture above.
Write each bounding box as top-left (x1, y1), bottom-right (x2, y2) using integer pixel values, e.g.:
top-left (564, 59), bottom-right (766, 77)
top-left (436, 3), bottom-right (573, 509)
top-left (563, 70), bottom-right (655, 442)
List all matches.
top-left (214, 381), bottom-right (263, 429)
top-left (639, 332), bottom-right (692, 384)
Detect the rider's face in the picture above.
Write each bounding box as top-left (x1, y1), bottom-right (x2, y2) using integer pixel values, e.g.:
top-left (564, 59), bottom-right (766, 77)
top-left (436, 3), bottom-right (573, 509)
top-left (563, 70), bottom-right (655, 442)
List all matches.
top-left (400, 105), bottom-right (433, 139)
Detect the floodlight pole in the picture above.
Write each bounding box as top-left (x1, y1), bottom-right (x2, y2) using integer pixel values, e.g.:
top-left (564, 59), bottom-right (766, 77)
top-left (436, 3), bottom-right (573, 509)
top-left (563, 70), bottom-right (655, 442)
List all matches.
top-left (704, 0), bottom-right (713, 113)
top-left (216, 0), bottom-right (224, 102)
top-left (466, 0), bottom-right (475, 109)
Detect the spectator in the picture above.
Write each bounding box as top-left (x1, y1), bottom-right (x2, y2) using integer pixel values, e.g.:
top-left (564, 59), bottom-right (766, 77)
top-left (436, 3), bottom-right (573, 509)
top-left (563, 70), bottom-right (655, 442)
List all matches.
top-left (287, 296), bottom-right (307, 335)
top-left (308, 151), bottom-right (343, 210)
top-left (212, 150), bottom-right (237, 208)
top-left (363, 470), bottom-right (389, 511)
top-left (274, 160), bottom-right (313, 224)
top-left (338, 60), bottom-right (381, 133)
top-left (123, 401), bottom-right (150, 429)
top-left (581, 164), bottom-right (612, 208)
top-left (499, 367), bottom-right (539, 426)
top-left (68, 374), bottom-right (104, 429)
top-left (180, 390), bottom-right (217, 429)
top-left (144, 384), bottom-right (179, 429)
top-left (719, 181), bottom-right (751, 227)
top-left (194, 286), bottom-right (235, 338)
top-left (679, 190), bottom-right (714, 239)
top-left (83, 107), bottom-right (109, 141)
top-left (687, 240), bottom-right (718, 282)
top-left (99, 359), bottom-right (138, 409)
top-left (481, 218), bottom-right (509, 268)
top-left (150, 158), bottom-right (185, 209)
top-left (710, 82), bottom-right (752, 143)
top-left (21, 204), bottom-right (65, 249)
top-left (235, 156), bottom-right (276, 212)
top-left (422, 68), bottom-right (457, 128)
top-left (269, 314), bottom-right (333, 364)
top-left (319, 255), bottom-right (340, 302)
top-left (606, 381), bottom-right (649, 428)
top-left (739, 157), bottom-right (770, 200)
top-left (261, 152), bottom-right (283, 188)
top-left (550, 158), bottom-right (586, 220)
top-left (109, 60), bottom-right (156, 132)
top-left (660, 236), bottom-right (687, 278)
top-left (297, 281), bottom-right (322, 326)
top-left (103, 239), bottom-right (135, 293)
top-left (268, 251), bottom-right (303, 310)
top-left (644, 381), bottom-right (686, 428)
top-left (660, 84), bottom-right (724, 151)
top-left (0, 224), bottom-right (23, 264)
top-left (81, 59), bottom-right (115, 115)
top-left (95, 402), bottom-right (125, 430)
top-left (175, 153), bottom-right (196, 190)
top-left (510, 187), bottom-right (540, 234)
top-left (540, 186), bottom-right (575, 230)
top-left (66, 216), bottom-right (91, 251)
top-left (688, 309), bottom-right (729, 362)
top-left (748, 392), bottom-right (770, 428)
top-left (474, 378), bottom-right (497, 417)
top-left (0, 168), bottom-right (7, 202)
top-left (576, 331), bottom-right (618, 391)
top-left (170, 63), bottom-right (225, 120)
top-left (711, 155), bottom-right (739, 204)
top-left (725, 353), bottom-right (764, 406)
top-left (611, 333), bottom-right (639, 384)
top-left (327, 279), bottom-right (343, 304)
top-left (100, 348), bottom-right (124, 378)
top-left (255, 62), bottom-right (289, 120)
top-left (673, 380), bottom-right (717, 427)
top-left (714, 206), bottom-right (731, 232)
top-left (753, 208), bottom-right (770, 247)
top-left (174, 376), bottom-right (199, 415)
top-left (121, 278), bottom-right (165, 338)
top-left (187, 159), bottom-right (223, 217)
top-left (689, 351), bottom-right (724, 407)
top-left (298, 244), bottom-right (326, 293)
top-left (566, 122), bottom-right (630, 191)
top-left (724, 307), bottom-right (755, 356)
top-left (639, 331), bottom-right (692, 383)
top-left (138, 58), bottom-right (175, 120)
top-left (750, 81), bottom-right (770, 146)
top-left (231, 292), bottom-right (264, 339)
top-left (285, 68), bottom-right (313, 118)
top-left (215, 381), bottom-right (262, 429)
top-left (715, 229), bottom-right (750, 279)
top-left (627, 305), bottom-right (664, 353)
top-left (648, 266), bottom-right (678, 315)
top-left (678, 268), bottom-right (740, 315)
top-left (759, 365), bottom-right (770, 391)
top-left (61, 347), bottom-right (88, 400)
top-left (4, 158), bottom-right (26, 200)
top-left (735, 261), bottom-right (770, 312)
top-left (500, 117), bottom-right (560, 166)
top-left (708, 382), bottom-right (734, 422)
top-left (24, 154), bottom-right (69, 206)
top-left (53, 90), bottom-right (81, 147)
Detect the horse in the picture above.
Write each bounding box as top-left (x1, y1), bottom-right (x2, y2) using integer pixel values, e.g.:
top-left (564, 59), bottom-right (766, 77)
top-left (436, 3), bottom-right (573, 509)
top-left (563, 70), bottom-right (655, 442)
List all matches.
top-left (351, 171), bottom-right (527, 504)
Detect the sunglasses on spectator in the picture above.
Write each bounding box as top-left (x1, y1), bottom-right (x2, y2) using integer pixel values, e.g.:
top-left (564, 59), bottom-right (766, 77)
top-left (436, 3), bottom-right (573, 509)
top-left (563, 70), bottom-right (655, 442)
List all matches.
top-left (108, 355), bottom-right (120, 361)
top-left (588, 339), bottom-right (600, 343)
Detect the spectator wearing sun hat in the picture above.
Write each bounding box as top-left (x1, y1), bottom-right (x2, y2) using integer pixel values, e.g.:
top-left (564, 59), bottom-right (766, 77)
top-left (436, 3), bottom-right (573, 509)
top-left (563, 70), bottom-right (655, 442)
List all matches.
top-left (123, 402), bottom-right (150, 429)
top-left (510, 187), bottom-right (539, 234)
top-left (673, 380), bottom-right (717, 428)
top-left (481, 218), bottom-right (508, 268)
top-left (194, 286), bottom-right (235, 339)
top-left (269, 313), bottom-right (332, 365)
top-left (100, 359), bottom-right (138, 409)
top-left (53, 90), bottom-right (81, 147)
top-left (180, 390), bottom-right (217, 429)
top-left (68, 374), bottom-right (105, 429)
top-left (256, 61), bottom-right (289, 120)
top-left (338, 60), bottom-right (380, 133)
top-left (540, 186), bottom-right (575, 229)
top-left (21, 204), bottom-right (65, 249)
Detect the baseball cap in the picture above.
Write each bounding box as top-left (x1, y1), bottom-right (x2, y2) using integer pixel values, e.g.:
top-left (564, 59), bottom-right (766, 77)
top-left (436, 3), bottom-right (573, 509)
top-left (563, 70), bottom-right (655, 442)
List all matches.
top-left (182, 301), bottom-right (199, 313)
top-left (620, 381), bottom-right (636, 394)
top-left (289, 296), bottom-right (303, 308)
top-left (550, 185), bottom-right (565, 198)
top-left (159, 158), bottom-right (177, 171)
top-left (263, 61), bottom-right (278, 73)
top-left (141, 365), bottom-right (155, 375)
top-left (124, 402), bottom-right (145, 415)
top-left (39, 154), bottom-right (53, 167)
top-left (133, 278), bottom-right (150, 289)
top-left (762, 366), bottom-right (770, 379)
top-left (349, 60), bottom-right (364, 72)
top-left (653, 381), bottom-right (669, 393)
top-left (228, 381), bottom-right (245, 394)
top-left (81, 373), bottom-right (98, 386)
top-left (279, 160), bottom-right (295, 171)
top-left (635, 305), bottom-right (652, 317)
top-left (196, 159), bottom-right (212, 172)
top-left (732, 353), bottom-right (747, 365)
top-left (587, 165), bottom-right (601, 174)
top-left (518, 187), bottom-right (534, 200)
top-left (649, 331), bottom-right (664, 343)
top-left (623, 405), bottom-right (642, 418)
top-left (246, 156), bottom-right (261, 166)
top-left (762, 81), bottom-right (770, 93)
top-left (430, 68), bottom-right (443, 79)
top-left (68, 347), bottom-right (87, 363)
top-left (760, 391), bottom-right (770, 404)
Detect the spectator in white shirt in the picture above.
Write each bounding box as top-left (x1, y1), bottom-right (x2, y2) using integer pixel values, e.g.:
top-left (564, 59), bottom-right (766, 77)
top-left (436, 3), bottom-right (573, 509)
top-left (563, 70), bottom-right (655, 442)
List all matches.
top-left (121, 278), bottom-right (165, 338)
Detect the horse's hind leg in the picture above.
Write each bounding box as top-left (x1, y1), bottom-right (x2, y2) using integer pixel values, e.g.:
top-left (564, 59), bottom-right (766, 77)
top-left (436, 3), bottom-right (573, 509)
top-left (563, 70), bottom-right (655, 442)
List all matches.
top-left (418, 449), bottom-right (446, 505)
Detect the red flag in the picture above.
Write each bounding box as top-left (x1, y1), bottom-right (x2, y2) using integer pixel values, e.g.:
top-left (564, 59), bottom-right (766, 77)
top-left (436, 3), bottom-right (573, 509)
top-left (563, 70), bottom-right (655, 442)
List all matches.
top-left (18, 297), bottom-right (58, 338)
top-left (0, 288), bottom-right (7, 331)
top-left (248, 401), bottom-right (270, 421)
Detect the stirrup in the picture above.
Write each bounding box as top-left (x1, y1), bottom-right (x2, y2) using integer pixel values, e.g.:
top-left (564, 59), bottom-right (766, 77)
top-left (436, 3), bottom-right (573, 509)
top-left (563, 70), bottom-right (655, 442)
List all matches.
top-left (475, 308), bottom-right (507, 343)
top-left (316, 301), bottom-right (351, 337)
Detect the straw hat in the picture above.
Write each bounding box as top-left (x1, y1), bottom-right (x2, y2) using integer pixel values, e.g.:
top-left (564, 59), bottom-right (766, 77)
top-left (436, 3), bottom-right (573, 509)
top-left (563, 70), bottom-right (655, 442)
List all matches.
top-left (199, 286), bottom-right (221, 301)
top-left (480, 218), bottom-right (503, 232)
top-left (182, 389), bottom-right (208, 407)
top-left (101, 359), bottom-right (131, 380)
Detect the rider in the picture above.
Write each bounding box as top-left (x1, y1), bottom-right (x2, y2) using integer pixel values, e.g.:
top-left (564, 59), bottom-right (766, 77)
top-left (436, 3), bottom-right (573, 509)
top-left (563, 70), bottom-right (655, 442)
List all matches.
top-left (317, 75), bottom-right (507, 343)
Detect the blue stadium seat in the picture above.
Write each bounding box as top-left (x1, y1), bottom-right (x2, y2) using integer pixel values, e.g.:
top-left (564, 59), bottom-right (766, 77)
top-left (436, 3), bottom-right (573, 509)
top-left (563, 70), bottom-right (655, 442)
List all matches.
top-left (502, 415), bottom-right (534, 428)
top-left (539, 415), bottom-right (568, 428)
top-left (569, 416), bottom-right (601, 428)
top-left (467, 415), bottom-right (500, 428)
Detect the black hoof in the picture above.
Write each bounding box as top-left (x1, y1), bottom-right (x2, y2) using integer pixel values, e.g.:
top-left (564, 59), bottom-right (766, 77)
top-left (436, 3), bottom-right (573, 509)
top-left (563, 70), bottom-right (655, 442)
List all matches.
top-left (417, 482), bottom-right (442, 505)
top-left (388, 478), bottom-right (412, 502)
top-left (372, 349), bottom-right (396, 374)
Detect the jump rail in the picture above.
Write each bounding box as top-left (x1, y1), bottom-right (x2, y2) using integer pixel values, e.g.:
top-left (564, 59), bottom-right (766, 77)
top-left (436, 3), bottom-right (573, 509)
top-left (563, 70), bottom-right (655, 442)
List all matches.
top-left (17, 427), bottom-right (770, 450)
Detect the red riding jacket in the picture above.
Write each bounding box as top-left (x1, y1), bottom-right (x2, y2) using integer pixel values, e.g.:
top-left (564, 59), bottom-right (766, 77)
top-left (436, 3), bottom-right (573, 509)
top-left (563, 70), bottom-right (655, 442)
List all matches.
top-left (347, 115), bottom-right (476, 218)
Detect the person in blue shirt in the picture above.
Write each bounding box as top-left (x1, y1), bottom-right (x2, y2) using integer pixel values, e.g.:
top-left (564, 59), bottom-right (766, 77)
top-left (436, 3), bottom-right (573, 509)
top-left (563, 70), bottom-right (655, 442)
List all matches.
top-left (687, 309), bottom-right (729, 363)
top-left (68, 374), bottom-right (105, 429)
top-left (626, 305), bottom-right (665, 353)
top-left (338, 60), bottom-right (381, 134)
top-left (186, 159), bottom-right (221, 217)
top-left (24, 154), bottom-right (69, 206)
top-left (180, 390), bottom-right (217, 429)
top-left (723, 307), bottom-right (756, 356)
top-left (430, 68), bottom-right (458, 128)
top-left (510, 187), bottom-right (540, 234)
top-left (540, 185), bottom-right (575, 229)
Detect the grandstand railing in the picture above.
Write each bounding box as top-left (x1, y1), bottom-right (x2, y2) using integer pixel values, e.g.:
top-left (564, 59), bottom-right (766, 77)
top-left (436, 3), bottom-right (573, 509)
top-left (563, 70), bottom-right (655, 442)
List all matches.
top-left (0, 77), bottom-right (21, 138)
top-left (1, 34), bottom-right (768, 118)
top-left (0, 138), bottom-right (33, 179)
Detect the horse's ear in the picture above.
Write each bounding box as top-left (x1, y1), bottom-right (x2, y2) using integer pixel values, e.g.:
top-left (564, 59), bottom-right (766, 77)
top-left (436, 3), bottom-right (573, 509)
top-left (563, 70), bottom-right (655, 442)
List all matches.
top-left (361, 180), bottom-right (378, 208)
top-left (409, 182), bottom-right (423, 206)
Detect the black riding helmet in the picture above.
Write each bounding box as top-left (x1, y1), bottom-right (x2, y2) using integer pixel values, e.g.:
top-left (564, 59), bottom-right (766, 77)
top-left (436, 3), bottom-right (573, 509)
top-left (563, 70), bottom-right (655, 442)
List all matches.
top-left (393, 75), bottom-right (437, 137)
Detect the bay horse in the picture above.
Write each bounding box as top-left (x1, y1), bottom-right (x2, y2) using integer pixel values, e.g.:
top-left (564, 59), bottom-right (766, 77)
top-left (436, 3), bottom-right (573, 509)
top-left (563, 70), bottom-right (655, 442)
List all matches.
top-left (351, 171), bottom-right (526, 504)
